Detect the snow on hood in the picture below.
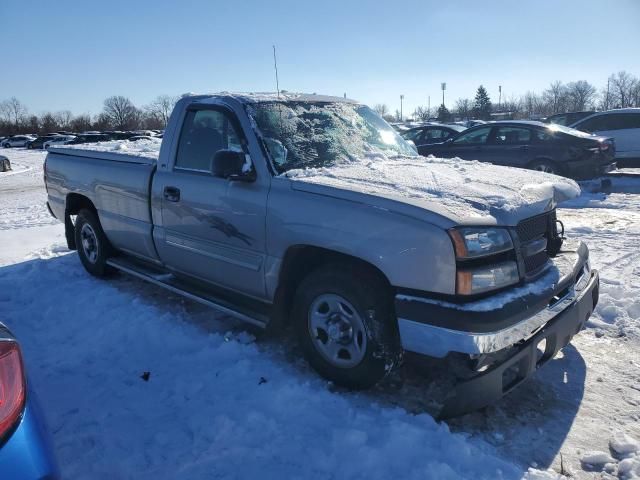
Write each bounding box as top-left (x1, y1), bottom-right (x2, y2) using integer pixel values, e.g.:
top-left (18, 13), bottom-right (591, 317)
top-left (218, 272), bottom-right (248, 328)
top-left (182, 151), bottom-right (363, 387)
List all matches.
top-left (285, 154), bottom-right (580, 226)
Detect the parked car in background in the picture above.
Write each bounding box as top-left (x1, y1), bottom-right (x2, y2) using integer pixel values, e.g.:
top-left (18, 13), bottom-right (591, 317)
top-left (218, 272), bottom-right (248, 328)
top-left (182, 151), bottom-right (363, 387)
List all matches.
top-left (570, 108), bottom-right (640, 162)
top-left (401, 124), bottom-right (466, 146)
top-left (67, 134), bottom-right (110, 145)
top-left (0, 155), bottom-right (11, 172)
top-left (128, 135), bottom-right (155, 142)
top-left (544, 111), bottom-right (595, 126)
top-left (0, 323), bottom-right (60, 479)
top-left (43, 135), bottom-right (76, 149)
top-left (418, 121), bottom-right (616, 179)
top-left (1, 136), bottom-right (35, 148)
top-left (27, 135), bottom-right (61, 150)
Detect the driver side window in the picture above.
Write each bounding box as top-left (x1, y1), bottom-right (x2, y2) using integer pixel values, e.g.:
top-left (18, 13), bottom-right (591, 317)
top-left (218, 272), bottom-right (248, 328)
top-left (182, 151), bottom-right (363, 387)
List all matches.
top-left (175, 109), bottom-right (244, 171)
top-left (452, 126), bottom-right (492, 145)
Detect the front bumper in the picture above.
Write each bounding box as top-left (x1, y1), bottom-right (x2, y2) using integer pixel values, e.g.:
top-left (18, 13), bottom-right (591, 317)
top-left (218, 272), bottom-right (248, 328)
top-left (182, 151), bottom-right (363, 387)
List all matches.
top-left (396, 242), bottom-right (592, 358)
top-left (440, 269), bottom-right (598, 418)
top-left (394, 242), bottom-right (599, 417)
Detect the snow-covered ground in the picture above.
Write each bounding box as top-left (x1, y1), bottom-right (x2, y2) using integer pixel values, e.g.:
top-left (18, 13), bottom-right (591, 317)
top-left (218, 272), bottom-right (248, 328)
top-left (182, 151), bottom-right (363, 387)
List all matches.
top-left (0, 148), bottom-right (638, 479)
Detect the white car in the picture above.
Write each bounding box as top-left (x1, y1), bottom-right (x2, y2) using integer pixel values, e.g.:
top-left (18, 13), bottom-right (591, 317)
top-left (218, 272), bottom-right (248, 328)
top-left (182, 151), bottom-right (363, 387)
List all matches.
top-left (571, 108), bottom-right (640, 159)
top-left (1, 135), bottom-right (36, 148)
top-left (43, 135), bottom-right (76, 149)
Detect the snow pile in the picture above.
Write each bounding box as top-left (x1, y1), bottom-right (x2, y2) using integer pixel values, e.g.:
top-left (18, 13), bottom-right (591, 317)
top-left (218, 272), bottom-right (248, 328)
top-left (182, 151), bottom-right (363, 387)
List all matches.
top-left (287, 155), bottom-right (580, 224)
top-left (579, 432), bottom-right (640, 478)
top-left (522, 468), bottom-right (567, 480)
top-left (0, 149), bottom-right (57, 231)
top-left (1, 247), bottom-right (524, 479)
top-left (560, 175), bottom-right (640, 340)
top-left (52, 138), bottom-right (161, 159)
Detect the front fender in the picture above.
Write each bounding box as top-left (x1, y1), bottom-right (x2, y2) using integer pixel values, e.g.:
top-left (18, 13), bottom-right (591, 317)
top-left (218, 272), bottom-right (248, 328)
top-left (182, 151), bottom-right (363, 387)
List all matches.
top-left (265, 180), bottom-right (456, 298)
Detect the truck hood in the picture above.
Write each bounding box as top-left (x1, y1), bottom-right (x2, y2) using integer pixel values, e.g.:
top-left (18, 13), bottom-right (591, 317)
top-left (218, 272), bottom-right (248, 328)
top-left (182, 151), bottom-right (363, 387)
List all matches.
top-left (286, 155), bottom-right (581, 227)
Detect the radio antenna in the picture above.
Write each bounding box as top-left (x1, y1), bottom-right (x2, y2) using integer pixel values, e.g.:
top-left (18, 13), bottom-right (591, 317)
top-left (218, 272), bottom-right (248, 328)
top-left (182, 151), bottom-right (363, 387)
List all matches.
top-left (273, 45), bottom-right (280, 98)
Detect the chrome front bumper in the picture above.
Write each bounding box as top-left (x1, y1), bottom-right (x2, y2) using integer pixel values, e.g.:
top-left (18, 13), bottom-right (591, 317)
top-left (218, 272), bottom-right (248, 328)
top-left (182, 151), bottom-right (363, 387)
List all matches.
top-left (395, 244), bottom-right (593, 358)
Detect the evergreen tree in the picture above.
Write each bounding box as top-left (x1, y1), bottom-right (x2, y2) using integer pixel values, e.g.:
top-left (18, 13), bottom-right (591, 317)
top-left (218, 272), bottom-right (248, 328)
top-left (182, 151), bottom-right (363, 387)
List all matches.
top-left (437, 104), bottom-right (451, 122)
top-left (473, 85), bottom-right (492, 120)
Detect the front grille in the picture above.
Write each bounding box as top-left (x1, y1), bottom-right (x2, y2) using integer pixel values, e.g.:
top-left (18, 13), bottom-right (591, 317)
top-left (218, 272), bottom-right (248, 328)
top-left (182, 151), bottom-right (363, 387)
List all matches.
top-left (524, 250), bottom-right (549, 273)
top-left (517, 213), bottom-right (550, 242)
top-left (516, 210), bottom-right (555, 276)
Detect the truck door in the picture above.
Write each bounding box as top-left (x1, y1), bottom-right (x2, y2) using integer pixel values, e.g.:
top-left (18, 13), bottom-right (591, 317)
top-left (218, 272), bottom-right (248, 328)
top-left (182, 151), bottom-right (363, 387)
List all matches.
top-left (153, 105), bottom-right (269, 299)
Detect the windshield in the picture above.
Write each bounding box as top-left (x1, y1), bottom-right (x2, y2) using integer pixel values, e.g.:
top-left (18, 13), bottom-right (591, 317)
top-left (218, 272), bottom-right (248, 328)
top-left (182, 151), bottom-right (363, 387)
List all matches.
top-left (247, 101), bottom-right (418, 174)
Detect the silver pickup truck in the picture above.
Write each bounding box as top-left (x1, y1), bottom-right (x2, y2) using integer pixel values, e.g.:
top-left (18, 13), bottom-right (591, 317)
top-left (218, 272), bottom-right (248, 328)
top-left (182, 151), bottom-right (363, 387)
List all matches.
top-left (44, 93), bottom-right (599, 417)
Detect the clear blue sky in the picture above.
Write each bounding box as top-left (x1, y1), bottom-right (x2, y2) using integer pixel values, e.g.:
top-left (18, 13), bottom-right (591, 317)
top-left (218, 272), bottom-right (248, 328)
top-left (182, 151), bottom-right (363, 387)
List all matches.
top-left (1, 0), bottom-right (639, 117)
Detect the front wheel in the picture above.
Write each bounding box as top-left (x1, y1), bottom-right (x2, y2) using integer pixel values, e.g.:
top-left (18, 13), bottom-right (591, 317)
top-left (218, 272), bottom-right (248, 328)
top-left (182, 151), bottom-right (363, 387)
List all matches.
top-left (74, 209), bottom-right (113, 277)
top-left (292, 264), bottom-right (400, 389)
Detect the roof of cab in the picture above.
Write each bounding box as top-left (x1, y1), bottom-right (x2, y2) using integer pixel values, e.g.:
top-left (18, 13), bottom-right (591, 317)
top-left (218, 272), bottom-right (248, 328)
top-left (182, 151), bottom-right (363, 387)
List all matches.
top-left (182, 92), bottom-right (358, 105)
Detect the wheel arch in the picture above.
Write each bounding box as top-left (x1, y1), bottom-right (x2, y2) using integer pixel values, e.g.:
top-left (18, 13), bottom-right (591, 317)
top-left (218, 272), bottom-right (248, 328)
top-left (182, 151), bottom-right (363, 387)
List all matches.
top-left (64, 193), bottom-right (98, 250)
top-left (271, 245), bottom-right (393, 330)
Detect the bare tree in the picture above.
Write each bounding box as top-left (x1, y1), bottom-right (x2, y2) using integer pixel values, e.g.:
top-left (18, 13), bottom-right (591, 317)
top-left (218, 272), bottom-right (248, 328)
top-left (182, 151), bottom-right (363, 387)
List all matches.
top-left (522, 91), bottom-right (545, 118)
top-left (102, 96), bottom-right (140, 130)
top-left (501, 95), bottom-right (523, 118)
top-left (145, 95), bottom-right (177, 128)
top-left (70, 114), bottom-right (92, 133)
top-left (413, 106), bottom-right (430, 121)
top-left (543, 81), bottom-right (567, 114)
top-left (54, 110), bottom-right (74, 130)
top-left (609, 71), bottom-right (638, 108)
top-left (374, 104), bottom-right (389, 117)
top-left (40, 112), bottom-right (59, 133)
top-left (565, 81), bottom-right (597, 111)
top-left (0, 97), bottom-right (28, 131)
top-left (631, 81), bottom-right (640, 108)
top-left (454, 98), bottom-right (472, 120)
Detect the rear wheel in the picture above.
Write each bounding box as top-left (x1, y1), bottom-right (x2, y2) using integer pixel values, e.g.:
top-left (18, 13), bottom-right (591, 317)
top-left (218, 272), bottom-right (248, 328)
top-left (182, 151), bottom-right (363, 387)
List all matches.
top-left (74, 209), bottom-right (113, 277)
top-left (292, 264), bottom-right (400, 389)
top-left (529, 159), bottom-right (560, 175)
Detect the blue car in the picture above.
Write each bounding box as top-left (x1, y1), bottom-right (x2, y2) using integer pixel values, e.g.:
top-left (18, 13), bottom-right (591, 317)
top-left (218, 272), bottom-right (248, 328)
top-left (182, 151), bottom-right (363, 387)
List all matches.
top-left (0, 323), bottom-right (60, 479)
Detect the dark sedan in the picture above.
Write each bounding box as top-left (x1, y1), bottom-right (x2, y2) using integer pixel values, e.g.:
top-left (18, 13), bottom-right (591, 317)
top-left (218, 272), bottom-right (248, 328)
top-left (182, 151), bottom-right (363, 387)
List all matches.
top-left (27, 135), bottom-right (59, 150)
top-left (418, 121), bottom-right (616, 179)
top-left (401, 124), bottom-right (466, 146)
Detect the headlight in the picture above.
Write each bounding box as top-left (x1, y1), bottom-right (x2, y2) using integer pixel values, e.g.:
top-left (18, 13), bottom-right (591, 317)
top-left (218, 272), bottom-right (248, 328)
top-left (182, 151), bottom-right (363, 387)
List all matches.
top-left (457, 261), bottom-right (519, 295)
top-left (449, 227), bottom-right (514, 259)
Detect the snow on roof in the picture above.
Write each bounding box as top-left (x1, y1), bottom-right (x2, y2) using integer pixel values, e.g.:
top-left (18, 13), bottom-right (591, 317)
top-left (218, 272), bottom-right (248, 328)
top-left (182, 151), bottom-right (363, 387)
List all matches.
top-left (184, 91), bottom-right (358, 104)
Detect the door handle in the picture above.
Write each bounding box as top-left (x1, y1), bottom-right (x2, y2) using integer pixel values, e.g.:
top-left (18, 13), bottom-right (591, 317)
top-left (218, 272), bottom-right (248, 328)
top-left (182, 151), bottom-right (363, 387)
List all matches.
top-left (519, 145), bottom-right (529, 151)
top-left (163, 186), bottom-right (180, 202)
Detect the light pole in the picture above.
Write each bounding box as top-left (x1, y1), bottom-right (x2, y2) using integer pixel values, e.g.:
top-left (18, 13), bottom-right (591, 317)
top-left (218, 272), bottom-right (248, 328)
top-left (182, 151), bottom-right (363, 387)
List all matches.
top-left (400, 94), bottom-right (404, 122)
top-left (498, 85), bottom-right (502, 110)
top-left (441, 83), bottom-right (446, 109)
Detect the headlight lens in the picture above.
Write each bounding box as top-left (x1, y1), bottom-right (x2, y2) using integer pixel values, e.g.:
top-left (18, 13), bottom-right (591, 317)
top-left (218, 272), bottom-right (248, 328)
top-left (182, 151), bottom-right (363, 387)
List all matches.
top-left (457, 261), bottom-right (520, 295)
top-left (449, 227), bottom-right (514, 259)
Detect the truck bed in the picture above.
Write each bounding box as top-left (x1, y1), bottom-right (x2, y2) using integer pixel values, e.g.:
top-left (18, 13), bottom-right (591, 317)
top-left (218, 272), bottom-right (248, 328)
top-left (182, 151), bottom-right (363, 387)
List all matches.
top-left (50, 139), bottom-right (161, 164)
top-left (46, 140), bottom-right (161, 260)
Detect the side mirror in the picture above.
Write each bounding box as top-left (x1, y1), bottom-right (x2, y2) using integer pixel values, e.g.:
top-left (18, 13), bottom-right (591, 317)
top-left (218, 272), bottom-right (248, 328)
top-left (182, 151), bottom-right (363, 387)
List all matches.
top-left (211, 149), bottom-right (254, 181)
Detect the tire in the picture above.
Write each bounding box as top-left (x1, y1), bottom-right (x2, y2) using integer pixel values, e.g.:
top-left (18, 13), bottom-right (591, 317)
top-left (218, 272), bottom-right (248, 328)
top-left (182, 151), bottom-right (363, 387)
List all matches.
top-left (529, 159), bottom-right (560, 175)
top-left (74, 209), bottom-right (113, 277)
top-left (292, 264), bottom-right (400, 389)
